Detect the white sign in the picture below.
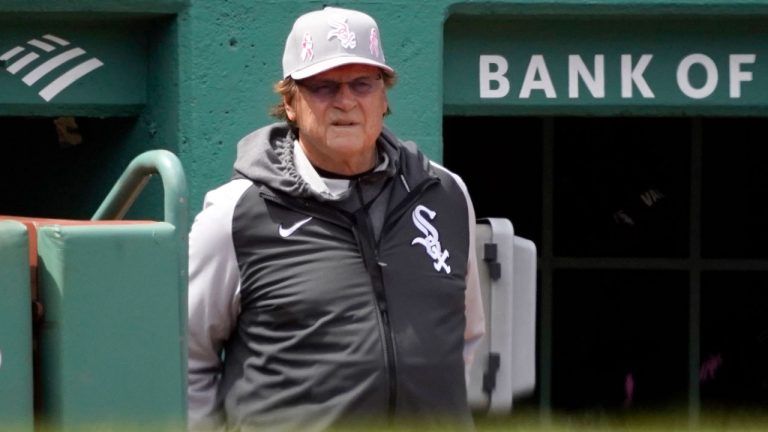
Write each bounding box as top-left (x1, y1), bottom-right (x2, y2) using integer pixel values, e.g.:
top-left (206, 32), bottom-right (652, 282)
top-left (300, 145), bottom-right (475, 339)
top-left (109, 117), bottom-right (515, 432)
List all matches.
top-left (479, 53), bottom-right (756, 100)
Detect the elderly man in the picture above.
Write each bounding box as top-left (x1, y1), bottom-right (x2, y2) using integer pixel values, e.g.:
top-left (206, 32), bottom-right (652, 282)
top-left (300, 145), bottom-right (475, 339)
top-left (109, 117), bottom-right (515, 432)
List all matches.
top-left (187, 6), bottom-right (485, 431)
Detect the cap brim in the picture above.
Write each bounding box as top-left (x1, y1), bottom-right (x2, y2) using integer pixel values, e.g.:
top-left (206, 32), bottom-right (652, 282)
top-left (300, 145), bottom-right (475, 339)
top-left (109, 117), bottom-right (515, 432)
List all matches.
top-left (289, 56), bottom-right (394, 80)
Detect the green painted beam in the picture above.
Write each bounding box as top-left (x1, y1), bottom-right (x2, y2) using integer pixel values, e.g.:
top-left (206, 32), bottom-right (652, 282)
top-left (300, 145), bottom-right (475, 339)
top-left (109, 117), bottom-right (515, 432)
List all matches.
top-left (448, 1), bottom-right (768, 16)
top-left (0, 0), bottom-right (187, 14)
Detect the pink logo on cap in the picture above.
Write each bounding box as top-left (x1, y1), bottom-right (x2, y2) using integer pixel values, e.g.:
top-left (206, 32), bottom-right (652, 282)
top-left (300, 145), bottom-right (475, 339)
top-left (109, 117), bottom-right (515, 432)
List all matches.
top-left (300, 32), bottom-right (314, 62)
top-left (327, 16), bottom-right (356, 49)
top-left (369, 28), bottom-right (380, 58)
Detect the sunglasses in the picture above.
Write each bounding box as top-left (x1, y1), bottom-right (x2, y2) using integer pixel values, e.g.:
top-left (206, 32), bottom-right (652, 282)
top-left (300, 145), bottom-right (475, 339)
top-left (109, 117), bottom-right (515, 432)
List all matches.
top-left (297, 74), bottom-right (383, 100)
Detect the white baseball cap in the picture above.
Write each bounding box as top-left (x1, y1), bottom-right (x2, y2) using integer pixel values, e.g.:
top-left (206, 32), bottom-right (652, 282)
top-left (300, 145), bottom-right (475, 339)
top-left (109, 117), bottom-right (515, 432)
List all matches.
top-left (282, 6), bottom-right (394, 80)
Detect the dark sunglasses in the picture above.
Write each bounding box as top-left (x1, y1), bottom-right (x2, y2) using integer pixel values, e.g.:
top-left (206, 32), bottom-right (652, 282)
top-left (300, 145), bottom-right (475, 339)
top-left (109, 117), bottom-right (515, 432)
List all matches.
top-left (297, 74), bottom-right (383, 100)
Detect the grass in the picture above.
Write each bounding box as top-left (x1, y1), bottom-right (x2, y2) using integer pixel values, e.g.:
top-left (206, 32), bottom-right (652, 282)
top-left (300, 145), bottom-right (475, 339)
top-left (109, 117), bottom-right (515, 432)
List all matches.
top-left (6, 409), bottom-right (768, 431)
top-left (474, 408), bottom-right (768, 432)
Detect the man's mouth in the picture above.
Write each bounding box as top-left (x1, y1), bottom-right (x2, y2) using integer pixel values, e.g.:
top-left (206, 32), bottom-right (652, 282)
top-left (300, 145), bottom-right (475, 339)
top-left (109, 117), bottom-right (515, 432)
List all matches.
top-left (332, 121), bottom-right (357, 126)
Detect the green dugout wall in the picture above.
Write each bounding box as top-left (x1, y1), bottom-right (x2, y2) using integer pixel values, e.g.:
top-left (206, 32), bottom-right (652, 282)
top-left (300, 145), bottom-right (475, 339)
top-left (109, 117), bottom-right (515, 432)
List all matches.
top-left (4, 0), bottom-right (768, 426)
top-left (5, 0), bottom-right (767, 211)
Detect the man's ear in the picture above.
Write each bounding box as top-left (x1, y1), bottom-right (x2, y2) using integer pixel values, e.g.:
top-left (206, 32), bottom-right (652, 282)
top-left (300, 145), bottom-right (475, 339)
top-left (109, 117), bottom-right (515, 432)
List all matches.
top-left (283, 96), bottom-right (296, 121)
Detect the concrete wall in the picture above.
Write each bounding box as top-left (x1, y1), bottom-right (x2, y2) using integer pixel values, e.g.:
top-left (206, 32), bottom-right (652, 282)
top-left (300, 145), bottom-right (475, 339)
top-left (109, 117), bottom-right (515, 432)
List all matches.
top-left (177, 0), bottom-right (451, 211)
top-left (176, 0), bottom-right (768, 211)
top-left (4, 0), bottom-right (768, 215)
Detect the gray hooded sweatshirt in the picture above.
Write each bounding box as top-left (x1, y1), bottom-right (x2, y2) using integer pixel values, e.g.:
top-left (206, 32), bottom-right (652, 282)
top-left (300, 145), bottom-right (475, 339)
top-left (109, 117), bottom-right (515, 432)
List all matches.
top-left (187, 123), bottom-right (485, 431)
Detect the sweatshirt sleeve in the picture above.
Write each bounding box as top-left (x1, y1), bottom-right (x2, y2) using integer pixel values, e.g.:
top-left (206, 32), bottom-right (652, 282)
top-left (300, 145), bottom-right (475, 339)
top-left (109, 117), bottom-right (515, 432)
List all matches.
top-left (456, 176), bottom-right (486, 370)
top-left (429, 162), bottom-right (486, 371)
top-left (187, 179), bottom-right (251, 430)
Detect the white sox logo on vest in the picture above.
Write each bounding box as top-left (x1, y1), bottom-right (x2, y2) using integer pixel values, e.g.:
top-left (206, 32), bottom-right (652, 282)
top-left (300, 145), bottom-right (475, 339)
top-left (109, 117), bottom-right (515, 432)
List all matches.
top-left (410, 205), bottom-right (451, 274)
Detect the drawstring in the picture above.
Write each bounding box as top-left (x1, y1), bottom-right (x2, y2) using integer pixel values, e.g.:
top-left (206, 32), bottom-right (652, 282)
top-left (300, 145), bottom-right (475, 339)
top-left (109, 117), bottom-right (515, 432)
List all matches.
top-left (399, 174), bottom-right (410, 193)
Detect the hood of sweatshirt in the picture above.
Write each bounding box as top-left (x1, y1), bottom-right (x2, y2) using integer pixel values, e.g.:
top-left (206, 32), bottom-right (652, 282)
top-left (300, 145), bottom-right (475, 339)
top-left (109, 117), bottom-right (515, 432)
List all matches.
top-left (231, 122), bottom-right (434, 202)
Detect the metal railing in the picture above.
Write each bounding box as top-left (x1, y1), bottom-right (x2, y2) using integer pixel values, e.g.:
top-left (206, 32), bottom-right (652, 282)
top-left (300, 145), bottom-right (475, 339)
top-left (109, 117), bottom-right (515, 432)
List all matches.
top-left (91, 149), bottom-right (189, 235)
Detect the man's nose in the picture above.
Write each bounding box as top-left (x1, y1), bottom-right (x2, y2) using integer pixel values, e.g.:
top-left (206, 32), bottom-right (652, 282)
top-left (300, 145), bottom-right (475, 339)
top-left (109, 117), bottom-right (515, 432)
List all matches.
top-left (333, 83), bottom-right (357, 109)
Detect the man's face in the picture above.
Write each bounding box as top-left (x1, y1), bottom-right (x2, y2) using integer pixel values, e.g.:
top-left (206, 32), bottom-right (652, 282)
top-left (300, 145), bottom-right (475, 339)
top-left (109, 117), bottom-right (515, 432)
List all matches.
top-left (285, 64), bottom-right (389, 175)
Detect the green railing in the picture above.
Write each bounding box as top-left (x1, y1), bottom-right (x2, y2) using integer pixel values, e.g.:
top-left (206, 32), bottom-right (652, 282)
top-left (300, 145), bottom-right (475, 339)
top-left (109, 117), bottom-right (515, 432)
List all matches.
top-left (92, 149), bottom-right (189, 233)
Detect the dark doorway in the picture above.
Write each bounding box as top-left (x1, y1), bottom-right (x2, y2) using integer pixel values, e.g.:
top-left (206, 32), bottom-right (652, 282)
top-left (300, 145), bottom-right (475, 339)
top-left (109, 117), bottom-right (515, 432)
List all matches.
top-left (0, 116), bottom-right (148, 219)
top-left (444, 116), bottom-right (768, 414)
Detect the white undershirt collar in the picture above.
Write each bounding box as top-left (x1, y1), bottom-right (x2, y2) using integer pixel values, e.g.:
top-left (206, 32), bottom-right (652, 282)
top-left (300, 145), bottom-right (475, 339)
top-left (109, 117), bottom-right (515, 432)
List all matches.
top-left (293, 140), bottom-right (389, 198)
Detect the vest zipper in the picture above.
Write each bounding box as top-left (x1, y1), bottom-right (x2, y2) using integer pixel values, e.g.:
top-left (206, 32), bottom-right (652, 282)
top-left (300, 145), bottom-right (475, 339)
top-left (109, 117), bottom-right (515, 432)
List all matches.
top-left (353, 183), bottom-right (398, 420)
top-left (262, 182), bottom-right (401, 417)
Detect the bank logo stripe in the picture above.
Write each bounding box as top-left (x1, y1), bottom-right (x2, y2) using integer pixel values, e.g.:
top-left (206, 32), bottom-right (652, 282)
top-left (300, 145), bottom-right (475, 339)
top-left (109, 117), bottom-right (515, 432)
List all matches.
top-left (38, 58), bottom-right (104, 101)
top-left (0, 46), bottom-right (24, 62)
top-left (28, 39), bottom-right (55, 52)
top-left (22, 47), bottom-right (86, 85)
top-left (6, 52), bottom-right (40, 74)
top-left (42, 34), bottom-right (69, 46)
top-left (0, 34), bottom-right (104, 102)
top-left (3, 34), bottom-right (103, 101)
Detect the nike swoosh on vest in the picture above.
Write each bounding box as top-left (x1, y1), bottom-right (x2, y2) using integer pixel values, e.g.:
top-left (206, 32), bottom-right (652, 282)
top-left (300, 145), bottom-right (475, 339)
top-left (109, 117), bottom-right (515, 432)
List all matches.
top-left (278, 216), bottom-right (313, 238)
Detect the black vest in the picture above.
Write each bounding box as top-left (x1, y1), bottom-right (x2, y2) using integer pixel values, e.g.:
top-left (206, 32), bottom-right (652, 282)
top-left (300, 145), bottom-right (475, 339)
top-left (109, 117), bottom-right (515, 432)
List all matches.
top-left (221, 144), bottom-right (472, 431)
